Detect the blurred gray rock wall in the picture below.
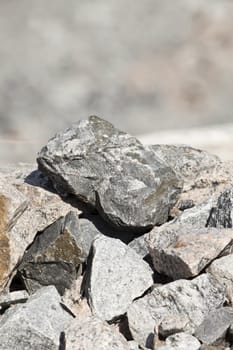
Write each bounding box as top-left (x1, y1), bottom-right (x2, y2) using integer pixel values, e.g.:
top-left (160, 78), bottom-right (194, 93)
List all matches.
top-left (0, 0), bottom-right (233, 163)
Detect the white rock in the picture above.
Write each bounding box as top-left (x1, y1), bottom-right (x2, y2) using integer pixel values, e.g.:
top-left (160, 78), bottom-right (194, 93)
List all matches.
top-left (127, 273), bottom-right (225, 349)
top-left (86, 235), bottom-right (153, 321)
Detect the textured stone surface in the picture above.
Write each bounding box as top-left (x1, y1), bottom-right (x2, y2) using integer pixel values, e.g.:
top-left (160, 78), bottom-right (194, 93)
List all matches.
top-left (207, 188), bottom-right (233, 228)
top-left (0, 178), bottom-right (28, 292)
top-left (148, 227), bottom-right (233, 279)
top-left (0, 165), bottom-right (80, 292)
top-left (208, 254), bottom-right (233, 304)
top-left (86, 235), bottom-right (153, 321)
top-left (0, 286), bottom-right (72, 350)
top-left (150, 145), bottom-right (233, 208)
top-left (37, 116), bottom-right (183, 230)
top-left (157, 333), bottom-right (201, 350)
top-left (194, 307), bottom-right (233, 345)
top-left (18, 211), bottom-right (86, 295)
top-left (127, 274), bottom-right (225, 349)
top-left (66, 316), bottom-right (130, 350)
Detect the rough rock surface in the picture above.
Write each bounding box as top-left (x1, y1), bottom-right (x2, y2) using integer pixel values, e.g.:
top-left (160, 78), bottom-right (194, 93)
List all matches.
top-left (150, 145), bottom-right (233, 208)
top-left (65, 316), bottom-right (130, 350)
top-left (207, 188), bottom-right (233, 228)
top-left (2, 119), bottom-right (233, 350)
top-left (157, 332), bottom-right (201, 350)
top-left (208, 254), bottom-right (233, 304)
top-left (127, 274), bottom-right (225, 349)
top-left (0, 286), bottom-right (73, 350)
top-left (148, 227), bottom-right (233, 279)
top-left (86, 235), bottom-right (153, 321)
top-left (18, 211), bottom-right (86, 295)
top-left (37, 116), bottom-right (183, 230)
top-left (0, 178), bottom-right (28, 292)
top-left (194, 307), bottom-right (233, 345)
top-left (0, 165), bottom-right (80, 293)
top-left (128, 341), bottom-right (140, 350)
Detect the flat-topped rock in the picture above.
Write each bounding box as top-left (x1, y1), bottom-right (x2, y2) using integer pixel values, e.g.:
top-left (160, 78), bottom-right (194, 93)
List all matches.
top-left (37, 116), bottom-right (182, 230)
top-left (148, 227), bottom-right (233, 279)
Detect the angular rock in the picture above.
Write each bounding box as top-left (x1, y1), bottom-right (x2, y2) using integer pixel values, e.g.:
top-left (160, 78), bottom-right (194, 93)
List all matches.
top-left (0, 286), bottom-right (73, 350)
top-left (0, 166), bottom-right (80, 293)
top-left (157, 332), bottom-right (201, 350)
top-left (148, 227), bottom-right (233, 279)
top-left (86, 235), bottom-right (153, 321)
top-left (18, 211), bottom-right (87, 295)
top-left (150, 144), bottom-right (233, 208)
top-left (37, 116), bottom-right (183, 230)
top-left (127, 273), bottom-right (225, 349)
top-left (207, 188), bottom-right (233, 228)
top-left (194, 307), bottom-right (233, 345)
top-left (65, 316), bottom-right (130, 350)
top-left (0, 177), bottom-right (28, 292)
top-left (208, 254), bottom-right (233, 304)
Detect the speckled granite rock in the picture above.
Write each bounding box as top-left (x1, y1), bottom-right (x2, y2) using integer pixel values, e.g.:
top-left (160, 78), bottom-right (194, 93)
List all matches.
top-left (37, 116), bottom-right (183, 230)
top-left (85, 235), bottom-right (153, 321)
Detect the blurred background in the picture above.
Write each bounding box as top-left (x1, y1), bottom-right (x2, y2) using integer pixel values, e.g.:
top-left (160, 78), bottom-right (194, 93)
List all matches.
top-left (0, 0), bottom-right (233, 164)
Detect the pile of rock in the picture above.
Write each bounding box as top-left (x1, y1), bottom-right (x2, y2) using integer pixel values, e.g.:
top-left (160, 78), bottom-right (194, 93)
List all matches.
top-left (1, 116), bottom-right (233, 349)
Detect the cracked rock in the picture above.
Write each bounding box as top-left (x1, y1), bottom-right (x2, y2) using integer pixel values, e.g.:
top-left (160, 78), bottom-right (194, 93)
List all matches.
top-left (37, 116), bottom-right (182, 230)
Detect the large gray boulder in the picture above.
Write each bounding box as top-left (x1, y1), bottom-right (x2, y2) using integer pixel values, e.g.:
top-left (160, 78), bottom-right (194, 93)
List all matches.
top-left (85, 235), bottom-right (153, 321)
top-left (37, 116), bottom-right (183, 230)
top-left (0, 286), bottom-right (73, 350)
top-left (127, 273), bottom-right (225, 349)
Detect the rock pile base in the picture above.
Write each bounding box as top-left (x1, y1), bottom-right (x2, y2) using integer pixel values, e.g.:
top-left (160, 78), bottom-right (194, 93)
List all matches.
top-left (1, 116), bottom-right (233, 349)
